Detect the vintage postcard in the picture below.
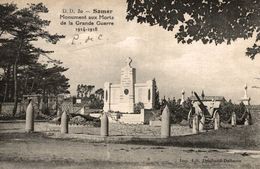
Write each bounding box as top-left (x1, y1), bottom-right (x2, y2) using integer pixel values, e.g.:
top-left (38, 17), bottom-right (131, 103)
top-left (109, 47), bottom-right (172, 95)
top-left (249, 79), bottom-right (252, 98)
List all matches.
top-left (0, 0), bottom-right (259, 168)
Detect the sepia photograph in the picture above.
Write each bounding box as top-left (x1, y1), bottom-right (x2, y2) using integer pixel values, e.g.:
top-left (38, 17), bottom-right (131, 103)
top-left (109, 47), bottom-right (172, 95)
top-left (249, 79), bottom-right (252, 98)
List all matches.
top-left (0, 0), bottom-right (259, 168)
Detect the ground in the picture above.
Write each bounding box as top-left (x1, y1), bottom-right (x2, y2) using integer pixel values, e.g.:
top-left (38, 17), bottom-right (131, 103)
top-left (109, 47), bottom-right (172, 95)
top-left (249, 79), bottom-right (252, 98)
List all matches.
top-left (0, 132), bottom-right (259, 169)
top-left (0, 111), bottom-right (259, 169)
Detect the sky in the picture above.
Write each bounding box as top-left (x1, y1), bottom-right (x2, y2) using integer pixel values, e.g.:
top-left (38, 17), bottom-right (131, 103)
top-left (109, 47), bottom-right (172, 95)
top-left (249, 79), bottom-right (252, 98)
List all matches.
top-left (2, 0), bottom-right (260, 104)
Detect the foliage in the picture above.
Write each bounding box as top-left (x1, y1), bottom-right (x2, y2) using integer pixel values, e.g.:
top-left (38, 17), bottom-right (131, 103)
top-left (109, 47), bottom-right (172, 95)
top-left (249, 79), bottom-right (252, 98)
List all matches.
top-left (95, 88), bottom-right (104, 100)
top-left (0, 3), bottom-right (67, 116)
top-left (219, 99), bottom-right (247, 122)
top-left (126, 0), bottom-right (260, 59)
top-left (22, 63), bottom-right (70, 95)
top-left (0, 111), bottom-right (53, 120)
top-left (88, 96), bottom-right (104, 109)
top-left (77, 84), bottom-right (95, 98)
top-left (76, 85), bottom-right (104, 109)
top-left (167, 97), bottom-right (192, 124)
top-left (234, 101), bottom-right (247, 120)
top-left (134, 102), bottom-right (144, 113)
top-left (219, 99), bottom-right (234, 121)
top-left (153, 78), bottom-right (160, 110)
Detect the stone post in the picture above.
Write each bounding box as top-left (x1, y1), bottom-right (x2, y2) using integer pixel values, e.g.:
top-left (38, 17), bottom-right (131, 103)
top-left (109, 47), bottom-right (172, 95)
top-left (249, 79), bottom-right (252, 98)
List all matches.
top-left (25, 101), bottom-right (34, 133)
top-left (214, 111), bottom-right (220, 130)
top-left (192, 114), bottom-right (199, 134)
top-left (161, 105), bottom-right (171, 138)
top-left (231, 112), bottom-right (236, 127)
top-left (101, 112), bottom-right (109, 137)
top-left (199, 114), bottom-right (205, 131)
top-left (61, 111), bottom-right (68, 134)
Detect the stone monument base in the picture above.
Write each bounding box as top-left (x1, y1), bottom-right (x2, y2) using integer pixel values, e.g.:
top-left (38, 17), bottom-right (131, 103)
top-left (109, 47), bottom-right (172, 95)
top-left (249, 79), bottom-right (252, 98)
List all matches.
top-left (90, 109), bottom-right (153, 124)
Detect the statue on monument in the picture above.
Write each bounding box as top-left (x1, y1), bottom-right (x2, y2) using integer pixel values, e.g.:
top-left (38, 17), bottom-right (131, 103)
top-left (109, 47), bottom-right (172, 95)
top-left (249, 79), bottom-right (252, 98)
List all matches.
top-left (125, 57), bottom-right (132, 68)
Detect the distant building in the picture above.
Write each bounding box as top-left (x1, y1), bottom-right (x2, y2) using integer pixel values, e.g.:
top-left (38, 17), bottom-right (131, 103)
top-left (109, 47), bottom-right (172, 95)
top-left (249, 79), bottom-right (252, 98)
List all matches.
top-left (190, 91), bottom-right (225, 109)
top-left (22, 94), bottom-right (65, 113)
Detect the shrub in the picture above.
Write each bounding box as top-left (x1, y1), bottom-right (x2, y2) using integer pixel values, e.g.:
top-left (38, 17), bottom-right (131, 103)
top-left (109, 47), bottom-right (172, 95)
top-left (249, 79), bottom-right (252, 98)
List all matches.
top-left (167, 98), bottom-right (192, 124)
top-left (134, 102), bottom-right (144, 113)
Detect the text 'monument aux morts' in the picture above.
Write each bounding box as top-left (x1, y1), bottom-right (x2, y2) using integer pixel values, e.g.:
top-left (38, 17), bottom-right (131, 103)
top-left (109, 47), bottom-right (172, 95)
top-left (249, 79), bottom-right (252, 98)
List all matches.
top-left (60, 8), bottom-right (115, 32)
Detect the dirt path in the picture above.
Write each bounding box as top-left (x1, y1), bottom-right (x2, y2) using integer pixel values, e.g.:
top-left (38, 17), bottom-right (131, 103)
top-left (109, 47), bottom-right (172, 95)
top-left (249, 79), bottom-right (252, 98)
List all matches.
top-left (1, 119), bottom-right (260, 169)
top-left (0, 132), bottom-right (259, 169)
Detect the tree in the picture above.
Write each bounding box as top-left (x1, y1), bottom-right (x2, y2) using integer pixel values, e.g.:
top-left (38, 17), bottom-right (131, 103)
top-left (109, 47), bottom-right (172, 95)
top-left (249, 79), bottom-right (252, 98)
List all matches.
top-left (86, 85), bottom-right (95, 97)
top-left (126, 0), bottom-right (260, 59)
top-left (0, 3), bottom-right (16, 38)
top-left (95, 88), bottom-right (104, 100)
top-left (234, 101), bottom-right (246, 120)
top-left (76, 84), bottom-right (95, 98)
top-left (0, 39), bottom-right (41, 100)
top-left (167, 98), bottom-right (182, 123)
top-left (26, 64), bottom-right (70, 97)
top-left (75, 85), bottom-right (104, 108)
top-left (219, 99), bottom-right (234, 122)
top-left (77, 84), bottom-right (86, 98)
top-left (76, 85), bottom-right (81, 97)
top-left (167, 97), bottom-right (191, 124)
top-left (0, 3), bottom-right (65, 115)
top-left (153, 78), bottom-right (160, 109)
top-left (0, 43), bottom-right (15, 102)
